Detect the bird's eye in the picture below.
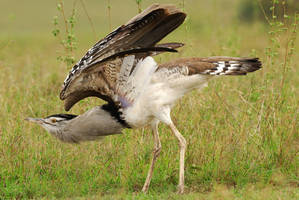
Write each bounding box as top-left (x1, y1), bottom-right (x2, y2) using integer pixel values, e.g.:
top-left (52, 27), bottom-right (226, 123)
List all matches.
top-left (51, 118), bottom-right (57, 123)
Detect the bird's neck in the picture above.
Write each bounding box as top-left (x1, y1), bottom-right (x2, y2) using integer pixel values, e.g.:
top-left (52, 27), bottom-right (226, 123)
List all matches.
top-left (52, 106), bottom-right (127, 143)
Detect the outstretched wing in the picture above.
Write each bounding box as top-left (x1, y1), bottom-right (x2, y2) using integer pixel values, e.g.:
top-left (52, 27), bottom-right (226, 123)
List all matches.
top-left (159, 57), bottom-right (262, 76)
top-left (60, 4), bottom-right (186, 111)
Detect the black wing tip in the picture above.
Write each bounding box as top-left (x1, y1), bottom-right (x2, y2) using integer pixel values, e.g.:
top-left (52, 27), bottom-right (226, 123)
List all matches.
top-left (232, 58), bottom-right (262, 74)
top-left (244, 57), bottom-right (262, 72)
top-left (229, 57), bottom-right (262, 71)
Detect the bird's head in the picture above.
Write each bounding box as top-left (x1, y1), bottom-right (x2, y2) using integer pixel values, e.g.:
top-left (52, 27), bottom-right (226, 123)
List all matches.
top-left (26, 114), bottom-right (77, 134)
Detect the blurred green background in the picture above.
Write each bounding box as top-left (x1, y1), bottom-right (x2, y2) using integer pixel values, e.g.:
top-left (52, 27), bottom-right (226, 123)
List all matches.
top-left (0, 0), bottom-right (298, 199)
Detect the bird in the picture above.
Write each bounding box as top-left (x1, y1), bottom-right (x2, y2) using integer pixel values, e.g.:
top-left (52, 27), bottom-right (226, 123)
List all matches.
top-left (26, 4), bottom-right (261, 194)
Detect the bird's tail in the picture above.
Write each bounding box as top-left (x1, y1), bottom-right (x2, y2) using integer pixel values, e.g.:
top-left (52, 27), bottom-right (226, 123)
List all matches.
top-left (199, 57), bottom-right (262, 75)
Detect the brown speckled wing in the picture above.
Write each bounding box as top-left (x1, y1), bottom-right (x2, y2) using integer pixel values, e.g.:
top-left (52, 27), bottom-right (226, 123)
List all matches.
top-left (60, 4), bottom-right (186, 111)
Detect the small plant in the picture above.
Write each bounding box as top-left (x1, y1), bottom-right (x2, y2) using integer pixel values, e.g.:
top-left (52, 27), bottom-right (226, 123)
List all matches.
top-left (257, 0), bottom-right (298, 167)
top-left (52, 0), bottom-right (78, 68)
top-left (181, 0), bottom-right (185, 11)
top-left (262, 0), bottom-right (298, 90)
top-left (135, 0), bottom-right (142, 13)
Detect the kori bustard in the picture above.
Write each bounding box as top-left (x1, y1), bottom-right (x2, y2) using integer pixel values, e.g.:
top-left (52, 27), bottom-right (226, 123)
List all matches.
top-left (26, 4), bottom-right (261, 193)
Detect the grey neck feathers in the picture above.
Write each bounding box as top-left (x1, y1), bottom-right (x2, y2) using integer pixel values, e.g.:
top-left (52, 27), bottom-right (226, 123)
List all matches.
top-left (52, 106), bottom-right (126, 143)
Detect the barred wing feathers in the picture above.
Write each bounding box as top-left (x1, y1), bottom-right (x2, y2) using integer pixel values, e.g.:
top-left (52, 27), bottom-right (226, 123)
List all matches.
top-left (159, 57), bottom-right (262, 76)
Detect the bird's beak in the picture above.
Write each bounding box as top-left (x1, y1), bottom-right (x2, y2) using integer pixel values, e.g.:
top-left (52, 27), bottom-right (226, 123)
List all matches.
top-left (25, 117), bottom-right (44, 124)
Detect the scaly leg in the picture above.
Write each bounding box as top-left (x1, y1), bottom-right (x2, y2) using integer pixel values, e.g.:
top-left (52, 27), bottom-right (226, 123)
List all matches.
top-left (169, 122), bottom-right (187, 194)
top-left (142, 120), bottom-right (161, 193)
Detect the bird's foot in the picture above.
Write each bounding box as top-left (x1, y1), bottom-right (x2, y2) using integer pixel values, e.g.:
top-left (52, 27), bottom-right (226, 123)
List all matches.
top-left (141, 184), bottom-right (149, 193)
top-left (177, 184), bottom-right (184, 194)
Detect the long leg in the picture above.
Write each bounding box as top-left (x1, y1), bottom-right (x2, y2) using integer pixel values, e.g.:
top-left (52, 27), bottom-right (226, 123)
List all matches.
top-left (142, 120), bottom-right (161, 193)
top-left (169, 122), bottom-right (186, 194)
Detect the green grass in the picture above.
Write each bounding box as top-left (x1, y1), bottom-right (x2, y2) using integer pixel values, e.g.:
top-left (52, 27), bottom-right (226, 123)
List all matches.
top-left (0, 0), bottom-right (298, 199)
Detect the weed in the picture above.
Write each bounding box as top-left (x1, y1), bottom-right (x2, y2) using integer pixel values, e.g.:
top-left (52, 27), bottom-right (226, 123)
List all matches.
top-left (135, 0), bottom-right (143, 13)
top-left (52, 0), bottom-right (78, 68)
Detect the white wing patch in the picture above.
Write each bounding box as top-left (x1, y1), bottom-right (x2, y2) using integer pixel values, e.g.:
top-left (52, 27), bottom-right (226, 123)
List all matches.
top-left (129, 57), bottom-right (158, 99)
top-left (116, 56), bottom-right (157, 108)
